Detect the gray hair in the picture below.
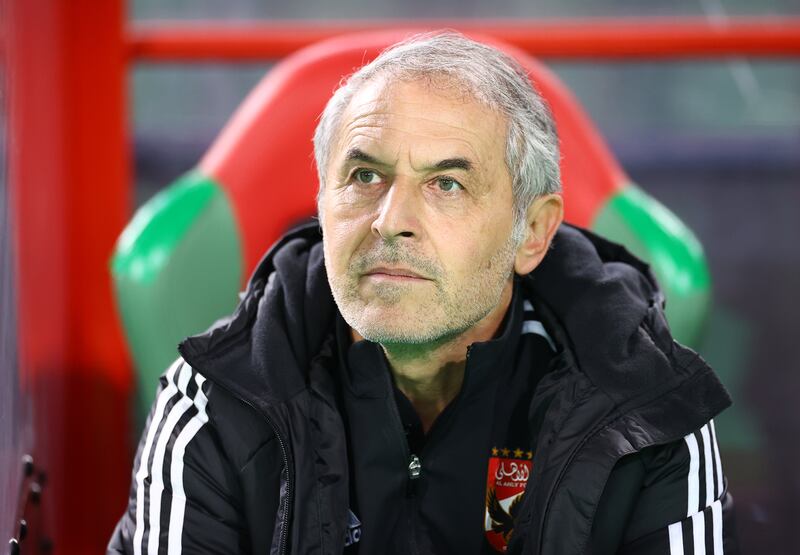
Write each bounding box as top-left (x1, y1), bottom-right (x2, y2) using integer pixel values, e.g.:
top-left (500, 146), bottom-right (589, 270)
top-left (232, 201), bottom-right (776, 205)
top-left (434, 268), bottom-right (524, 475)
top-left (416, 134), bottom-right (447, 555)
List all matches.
top-left (313, 31), bottom-right (561, 243)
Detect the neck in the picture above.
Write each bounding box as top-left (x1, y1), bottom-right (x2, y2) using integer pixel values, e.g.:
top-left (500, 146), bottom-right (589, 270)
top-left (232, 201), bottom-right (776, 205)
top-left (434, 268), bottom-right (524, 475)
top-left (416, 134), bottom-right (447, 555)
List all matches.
top-left (354, 280), bottom-right (514, 432)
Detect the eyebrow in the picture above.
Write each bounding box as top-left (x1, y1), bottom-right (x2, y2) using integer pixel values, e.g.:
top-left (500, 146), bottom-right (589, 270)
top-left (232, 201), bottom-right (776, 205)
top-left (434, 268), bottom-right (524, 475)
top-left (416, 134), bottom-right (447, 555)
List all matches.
top-left (432, 158), bottom-right (473, 172)
top-left (345, 148), bottom-right (382, 165)
top-left (344, 148), bottom-right (473, 172)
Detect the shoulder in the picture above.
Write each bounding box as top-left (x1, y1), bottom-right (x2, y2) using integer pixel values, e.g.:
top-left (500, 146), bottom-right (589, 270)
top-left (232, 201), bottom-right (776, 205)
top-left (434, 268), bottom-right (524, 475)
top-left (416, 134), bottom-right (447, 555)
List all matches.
top-left (109, 358), bottom-right (284, 554)
top-left (589, 419), bottom-right (738, 555)
top-left (150, 357), bottom-right (279, 474)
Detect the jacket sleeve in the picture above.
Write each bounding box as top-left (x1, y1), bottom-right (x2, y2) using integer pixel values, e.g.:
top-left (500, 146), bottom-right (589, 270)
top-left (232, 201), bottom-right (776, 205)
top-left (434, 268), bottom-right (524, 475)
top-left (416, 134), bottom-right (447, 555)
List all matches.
top-left (107, 358), bottom-right (282, 554)
top-left (588, 419), bottom-right (739, 555)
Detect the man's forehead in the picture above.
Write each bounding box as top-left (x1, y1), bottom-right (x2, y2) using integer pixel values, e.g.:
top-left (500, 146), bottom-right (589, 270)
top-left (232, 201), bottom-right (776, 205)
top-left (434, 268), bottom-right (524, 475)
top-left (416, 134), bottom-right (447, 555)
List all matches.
top-left (332, 77), bottom-right (506, 166)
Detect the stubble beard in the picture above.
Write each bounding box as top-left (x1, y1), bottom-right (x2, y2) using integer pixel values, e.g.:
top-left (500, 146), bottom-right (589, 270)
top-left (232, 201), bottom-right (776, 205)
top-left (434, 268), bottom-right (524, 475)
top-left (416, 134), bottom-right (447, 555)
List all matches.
top-left (326, 233), bottom-right (518, 347)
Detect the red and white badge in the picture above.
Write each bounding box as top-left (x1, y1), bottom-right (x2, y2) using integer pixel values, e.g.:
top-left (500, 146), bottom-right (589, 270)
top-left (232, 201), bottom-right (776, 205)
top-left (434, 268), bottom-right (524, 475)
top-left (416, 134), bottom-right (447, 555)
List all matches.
top-left (484, 448), bottom-right (532, 553)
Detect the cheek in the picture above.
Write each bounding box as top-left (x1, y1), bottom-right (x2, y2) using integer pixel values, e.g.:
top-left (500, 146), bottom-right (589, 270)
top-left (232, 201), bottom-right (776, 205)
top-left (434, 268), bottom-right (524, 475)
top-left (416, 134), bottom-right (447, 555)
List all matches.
top-left (322, 225), bottom-right (351, 277)
top-left (432, 234), bottom-right (480, 280)
top-left (321, 211), bottom-right (373, 275)
top-left (439, 220), bottom-right (511, 276)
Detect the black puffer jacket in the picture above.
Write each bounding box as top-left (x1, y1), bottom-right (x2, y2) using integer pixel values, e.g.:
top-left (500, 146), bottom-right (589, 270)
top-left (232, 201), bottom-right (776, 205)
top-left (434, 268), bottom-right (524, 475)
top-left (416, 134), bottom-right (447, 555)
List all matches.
top-left (108, 223), bottom-right (737, 554)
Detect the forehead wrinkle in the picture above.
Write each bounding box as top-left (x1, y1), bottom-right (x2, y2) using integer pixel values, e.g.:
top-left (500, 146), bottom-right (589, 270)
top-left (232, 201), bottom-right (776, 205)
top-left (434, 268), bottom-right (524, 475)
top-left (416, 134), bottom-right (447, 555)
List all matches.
top-left (335, 81), bottom-right (507, 185)
top-left (343, 74), bottom-right (504, 136)
top-left (353, 111), bottom-right (489, 143)
top-left (342, 92), bottom-right (492, 140)
top-left (340, 125), bottom-right (479, 171)
top-left (405, 147), bottom-right (482, 176)
top-left (341, 117), bottom-right (488, 171)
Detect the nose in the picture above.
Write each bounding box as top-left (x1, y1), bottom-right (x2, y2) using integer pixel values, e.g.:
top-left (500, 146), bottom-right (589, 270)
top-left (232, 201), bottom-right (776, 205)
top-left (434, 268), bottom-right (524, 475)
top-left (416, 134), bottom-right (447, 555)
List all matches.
top-left (371, 179), bottom-right (420, 241)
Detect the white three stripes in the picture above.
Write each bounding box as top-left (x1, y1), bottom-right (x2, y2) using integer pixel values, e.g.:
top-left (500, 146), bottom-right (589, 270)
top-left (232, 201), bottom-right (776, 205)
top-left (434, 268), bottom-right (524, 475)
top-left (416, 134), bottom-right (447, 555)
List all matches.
top-left (669, 421), bottom-right (725, 555)
top-left (133, 360), bottom-right (210, 555)
top-left (668, 499), bottom-right (724, 555)
top-left (686, 422), bottom-right (723, 514)
top-left (133, 359), bottom-right (182, 555)
top-left (168, 373), bottom-right (209, 553)
top-left (147, 363), bottom-right (193, 555)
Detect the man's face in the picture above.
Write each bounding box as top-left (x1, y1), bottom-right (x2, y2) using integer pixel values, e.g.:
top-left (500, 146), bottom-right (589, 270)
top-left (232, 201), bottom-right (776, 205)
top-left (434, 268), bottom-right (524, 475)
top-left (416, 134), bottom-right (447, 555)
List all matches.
top-left (320, 77), bottom-right (519, 345)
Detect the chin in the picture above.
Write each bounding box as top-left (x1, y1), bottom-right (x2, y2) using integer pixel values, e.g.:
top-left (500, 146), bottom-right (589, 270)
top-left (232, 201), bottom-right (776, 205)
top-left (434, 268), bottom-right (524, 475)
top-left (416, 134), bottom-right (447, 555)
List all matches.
top-left (355, 324), bottom-right (447, 346)
top-left (343, 303), bottom-right (447, 345)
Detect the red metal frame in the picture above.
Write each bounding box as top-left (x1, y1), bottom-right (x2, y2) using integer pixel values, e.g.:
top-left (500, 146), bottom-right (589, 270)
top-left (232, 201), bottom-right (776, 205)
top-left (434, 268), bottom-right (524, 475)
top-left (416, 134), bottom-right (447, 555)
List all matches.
top-left (8, 1), bottom-right (131, 553)
top-left (6, 2), bottom-right (799, 552)
top-left (128, 18), bottom-right (800, 60)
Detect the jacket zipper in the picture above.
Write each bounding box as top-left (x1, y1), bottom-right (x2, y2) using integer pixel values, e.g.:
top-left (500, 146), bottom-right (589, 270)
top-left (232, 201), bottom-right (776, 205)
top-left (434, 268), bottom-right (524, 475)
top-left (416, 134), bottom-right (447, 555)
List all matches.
top-left (391, 345), bottom-right (472, 495)
top-left (387, 347), bottom-right (473, 552)
top-left (384, 371), bottom-right (422, 552)
top-left (265, 412), bottom-right (292, 555)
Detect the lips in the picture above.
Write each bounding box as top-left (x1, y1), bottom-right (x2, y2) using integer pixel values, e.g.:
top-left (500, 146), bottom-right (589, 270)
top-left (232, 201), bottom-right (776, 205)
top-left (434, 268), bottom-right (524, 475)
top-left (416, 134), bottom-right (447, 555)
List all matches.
top-left (364, 266), bottom-right (430, 280)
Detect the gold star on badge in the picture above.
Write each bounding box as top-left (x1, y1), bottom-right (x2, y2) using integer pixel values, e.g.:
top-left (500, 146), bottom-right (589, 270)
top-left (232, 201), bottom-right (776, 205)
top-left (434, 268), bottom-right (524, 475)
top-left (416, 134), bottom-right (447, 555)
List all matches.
top-left (500, 448), bottom-right (510, 457)
top-left (513, 448), bottom-right (523, 459)
top-left (526, 451), bottom-right (533, 460)
top-left (491, 447), bottom-right (498, 456)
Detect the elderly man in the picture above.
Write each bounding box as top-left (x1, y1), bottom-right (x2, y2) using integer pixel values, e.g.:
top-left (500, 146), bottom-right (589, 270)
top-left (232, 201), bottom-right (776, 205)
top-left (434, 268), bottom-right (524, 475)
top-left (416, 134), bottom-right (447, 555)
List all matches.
top-left (110, 33), bottom-right (736, 554)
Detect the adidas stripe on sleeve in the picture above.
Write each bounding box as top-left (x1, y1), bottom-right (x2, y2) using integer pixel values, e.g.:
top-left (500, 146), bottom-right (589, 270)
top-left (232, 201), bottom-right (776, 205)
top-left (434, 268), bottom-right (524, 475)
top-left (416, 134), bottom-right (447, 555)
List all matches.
top-left (618, 420), bottom-right (738, 555)
top-left (109, 359), bottom-right (246, 554)
top-left (663, 421), bottom-right (730, 555)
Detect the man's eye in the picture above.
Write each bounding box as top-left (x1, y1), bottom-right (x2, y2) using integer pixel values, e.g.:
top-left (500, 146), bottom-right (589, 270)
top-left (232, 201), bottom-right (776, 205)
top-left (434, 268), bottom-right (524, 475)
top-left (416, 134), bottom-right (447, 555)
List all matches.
top-left (354, 169), bottom-right (382, 185)
top-left (437, 177), bottom-right (464, 193)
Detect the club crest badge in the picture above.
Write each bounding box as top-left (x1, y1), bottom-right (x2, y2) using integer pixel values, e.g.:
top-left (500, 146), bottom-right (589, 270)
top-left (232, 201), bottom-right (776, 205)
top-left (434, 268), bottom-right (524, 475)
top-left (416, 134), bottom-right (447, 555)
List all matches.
top-left (484, 447), bottom-right (533, 553)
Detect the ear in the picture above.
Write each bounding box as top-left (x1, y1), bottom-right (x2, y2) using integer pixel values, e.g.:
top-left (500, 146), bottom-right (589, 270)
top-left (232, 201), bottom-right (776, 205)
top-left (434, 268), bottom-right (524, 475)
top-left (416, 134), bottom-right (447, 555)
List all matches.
top-left (514, 194), bottom-right (564, 276)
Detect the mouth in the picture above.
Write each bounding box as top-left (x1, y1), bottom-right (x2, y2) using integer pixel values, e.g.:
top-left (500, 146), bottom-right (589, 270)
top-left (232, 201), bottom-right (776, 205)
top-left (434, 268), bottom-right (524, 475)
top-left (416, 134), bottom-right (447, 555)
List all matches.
top-left (363, 266), bottom-right (432, 282)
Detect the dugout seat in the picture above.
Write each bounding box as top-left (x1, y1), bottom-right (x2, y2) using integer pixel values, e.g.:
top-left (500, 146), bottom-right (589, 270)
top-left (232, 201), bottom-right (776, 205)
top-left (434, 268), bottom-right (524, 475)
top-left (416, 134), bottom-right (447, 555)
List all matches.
top-left (112, 30), bottom-right (711, 416)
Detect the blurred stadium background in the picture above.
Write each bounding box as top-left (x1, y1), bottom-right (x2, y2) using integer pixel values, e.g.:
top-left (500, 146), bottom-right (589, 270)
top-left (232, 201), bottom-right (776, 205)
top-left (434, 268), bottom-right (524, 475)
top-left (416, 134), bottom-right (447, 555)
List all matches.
top-left (1, 0), bottom-right (798, 553)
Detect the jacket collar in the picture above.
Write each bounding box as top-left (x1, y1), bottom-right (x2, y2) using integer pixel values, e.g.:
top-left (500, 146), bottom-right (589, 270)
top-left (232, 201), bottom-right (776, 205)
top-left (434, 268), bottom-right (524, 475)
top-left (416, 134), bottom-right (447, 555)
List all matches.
top-left (178, 222), bottom-right (336, 411)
